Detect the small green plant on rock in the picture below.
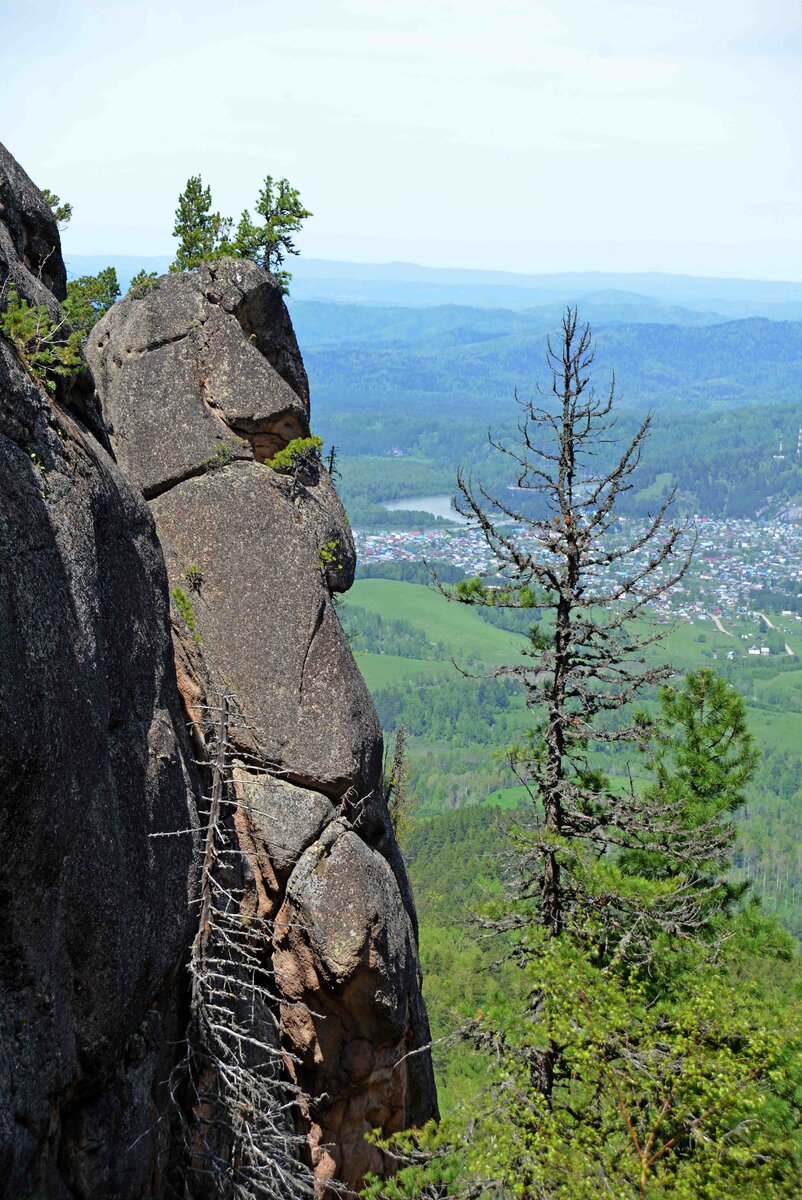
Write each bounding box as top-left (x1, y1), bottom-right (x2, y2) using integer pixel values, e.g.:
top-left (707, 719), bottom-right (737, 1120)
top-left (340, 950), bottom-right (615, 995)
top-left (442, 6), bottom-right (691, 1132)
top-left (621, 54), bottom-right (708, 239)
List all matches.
top-left (201, 440), bottom-right (244, 471)
top-left (317, 539), bottom-right (343, 574)
top-left (265, 435), bottom-right (323, 500)
top-left (127, 269), bottom-right (160, 299)
top-left (263, 435), bottom-right (323, 472)
top-left (172, 585), bottom-right (201, 645)
top-left (28, 448), bottom-right (48, 499)
top-left (0, 285), bottom-right (83, 382)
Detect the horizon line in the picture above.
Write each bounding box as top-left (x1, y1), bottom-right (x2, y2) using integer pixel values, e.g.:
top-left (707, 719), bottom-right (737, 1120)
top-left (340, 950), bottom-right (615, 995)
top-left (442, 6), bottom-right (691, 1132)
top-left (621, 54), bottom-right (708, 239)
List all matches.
top-left (61, 252), bottom-right (802, 289)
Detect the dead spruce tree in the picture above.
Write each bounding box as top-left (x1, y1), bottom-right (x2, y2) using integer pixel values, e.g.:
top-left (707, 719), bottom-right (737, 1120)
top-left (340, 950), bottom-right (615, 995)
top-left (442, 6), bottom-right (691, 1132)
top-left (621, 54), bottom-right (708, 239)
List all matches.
top-left (443, 308), bottom-right (709, 977)
top-left (163, 692), bottom-right (334, 1200)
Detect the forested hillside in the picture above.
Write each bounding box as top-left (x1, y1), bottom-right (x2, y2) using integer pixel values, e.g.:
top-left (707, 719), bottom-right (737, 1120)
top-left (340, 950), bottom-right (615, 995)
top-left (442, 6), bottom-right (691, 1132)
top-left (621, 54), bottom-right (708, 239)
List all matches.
top-left (283, 299), bottom-right (802, 524)
top-left (349, 589), bottom-right (802, 1193)
top-left (294, 302), bottom-right (802, 412)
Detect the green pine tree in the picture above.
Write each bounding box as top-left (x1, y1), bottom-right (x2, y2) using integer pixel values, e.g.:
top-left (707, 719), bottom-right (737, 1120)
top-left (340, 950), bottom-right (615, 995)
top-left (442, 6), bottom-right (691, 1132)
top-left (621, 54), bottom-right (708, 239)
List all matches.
top-left (63, 266), bottom-right (120, 336)
top-left (231, 176), bottom-right (312, 292)
top-left (169, 174), bottom-right (310, 292)
top-left (41, 188), bottom-right (72, 229)
top-left (619, 669), bottom-right (759, 940)
top-left (170, 175), bottom-right (231, 272)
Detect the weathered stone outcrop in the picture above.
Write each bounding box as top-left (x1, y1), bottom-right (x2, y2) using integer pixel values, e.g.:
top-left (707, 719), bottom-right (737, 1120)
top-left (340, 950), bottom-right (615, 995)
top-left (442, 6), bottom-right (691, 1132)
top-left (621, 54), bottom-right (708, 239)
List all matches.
top-left (0, 140), bottom-right (436, 1196)
top-left (0, 146), bottom-right (198, 1198)
top-left (88, 259), bottom-right (438, 1188)
top-left (89, 260), bottom-right (310, 498)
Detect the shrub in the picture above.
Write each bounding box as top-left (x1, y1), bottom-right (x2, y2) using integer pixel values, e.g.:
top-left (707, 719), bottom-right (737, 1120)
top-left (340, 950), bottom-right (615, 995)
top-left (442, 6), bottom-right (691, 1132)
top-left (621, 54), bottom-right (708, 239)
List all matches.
top-left (128, 269), bottom-right (160, 299)
top-left (172, 586), bottom-right (201, 645)
top-left (0, 285), bottom-right (82, 384)
top-left (63, 267), bottom-right (120, 336)
top-left (263, 435), bottom-right (323, 472)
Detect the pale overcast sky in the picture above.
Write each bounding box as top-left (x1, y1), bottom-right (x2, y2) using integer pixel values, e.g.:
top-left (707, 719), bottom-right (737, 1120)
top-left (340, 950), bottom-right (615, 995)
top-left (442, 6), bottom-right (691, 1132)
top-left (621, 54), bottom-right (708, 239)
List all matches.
top-left (2, 0), bottom-right (801, 277)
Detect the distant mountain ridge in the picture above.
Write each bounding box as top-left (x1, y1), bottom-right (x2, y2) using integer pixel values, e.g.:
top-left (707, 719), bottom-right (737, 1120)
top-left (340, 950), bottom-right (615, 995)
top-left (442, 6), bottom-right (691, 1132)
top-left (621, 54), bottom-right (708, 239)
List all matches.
top-left (290, 304), bottom-right (802, 415)
top-left (65, 254), bottom-right (802, 321)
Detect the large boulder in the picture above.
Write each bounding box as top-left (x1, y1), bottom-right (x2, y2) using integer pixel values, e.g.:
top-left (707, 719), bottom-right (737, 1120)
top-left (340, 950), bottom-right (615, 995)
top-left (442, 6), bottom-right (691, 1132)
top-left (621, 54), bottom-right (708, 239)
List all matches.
top-left (0, 143), bottom-right (198, 1198)
top-left (89, 258), bottom-right (439, 1190)
top-left (88, 260), bottom-right (310, 496)
top-left (150, 461), bottom-right (374, 796)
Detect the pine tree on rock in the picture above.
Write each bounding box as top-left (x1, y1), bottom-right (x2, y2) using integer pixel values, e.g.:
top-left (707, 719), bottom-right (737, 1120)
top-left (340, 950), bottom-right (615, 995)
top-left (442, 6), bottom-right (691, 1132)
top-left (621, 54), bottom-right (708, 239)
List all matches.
top-left (171, 175), bottom-right (231, 272)
top-left (232, 176), bottom-right (312, 293)
top-left (170, 174), bottom-right (311, 291)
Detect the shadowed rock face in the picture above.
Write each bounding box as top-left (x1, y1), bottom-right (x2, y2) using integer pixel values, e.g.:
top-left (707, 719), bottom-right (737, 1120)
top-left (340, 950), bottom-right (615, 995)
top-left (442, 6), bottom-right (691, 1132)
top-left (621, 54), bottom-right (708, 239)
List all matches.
top-left (0, 146), bottom-right (198, 1198)
top-left (89, 258), bottom-right (438, 1190)
top-left (0, 145), bottom-right (108, 448)
top-left (0, 142), bottom-right (67, 306)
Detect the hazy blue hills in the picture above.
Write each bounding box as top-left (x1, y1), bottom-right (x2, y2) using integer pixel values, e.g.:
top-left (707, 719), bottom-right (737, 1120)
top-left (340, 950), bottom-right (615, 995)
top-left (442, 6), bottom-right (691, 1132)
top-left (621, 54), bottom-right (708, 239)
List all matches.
top-left (287, 259), bottom-right (802, 321)
top-left (293, 305), bottom-right (802, 415)
top-left (66, 255), bottom-right (802, 322)
top-left (61, 255), bottom-right (802, 517)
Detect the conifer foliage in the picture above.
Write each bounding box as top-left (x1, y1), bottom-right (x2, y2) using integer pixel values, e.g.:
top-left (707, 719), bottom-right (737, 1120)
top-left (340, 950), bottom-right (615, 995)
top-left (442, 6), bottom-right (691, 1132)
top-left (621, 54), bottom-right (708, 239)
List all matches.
top-left (446, 307), bottom-right (696, 964)
top-left (170, 173), bottom-right (311, 291)
top-left (171, 175), bottom-right (229, 272)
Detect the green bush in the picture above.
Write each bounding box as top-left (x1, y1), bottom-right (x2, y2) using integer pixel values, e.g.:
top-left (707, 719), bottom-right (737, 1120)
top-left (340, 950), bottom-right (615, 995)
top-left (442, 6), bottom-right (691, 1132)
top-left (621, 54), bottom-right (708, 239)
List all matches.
top-left (127, 269), bottom-right (160, 299)
top-left (263, 435), bottom-right (323, 472)
top-left (63, 267), bottom-right (120, 335)
top-left (0, 286), bottom-right (82, 383)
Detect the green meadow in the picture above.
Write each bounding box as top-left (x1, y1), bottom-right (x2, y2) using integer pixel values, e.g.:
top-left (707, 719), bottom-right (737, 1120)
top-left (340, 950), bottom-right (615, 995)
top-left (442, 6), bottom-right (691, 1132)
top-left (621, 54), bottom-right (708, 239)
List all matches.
top-left (343, 577), bottom-right (802, 939)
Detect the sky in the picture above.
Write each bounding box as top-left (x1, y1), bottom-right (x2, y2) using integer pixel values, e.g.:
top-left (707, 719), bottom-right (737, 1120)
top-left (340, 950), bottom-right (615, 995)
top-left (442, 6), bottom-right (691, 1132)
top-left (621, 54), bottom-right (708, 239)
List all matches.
top-left (2, 0), bottom-right (802, 278)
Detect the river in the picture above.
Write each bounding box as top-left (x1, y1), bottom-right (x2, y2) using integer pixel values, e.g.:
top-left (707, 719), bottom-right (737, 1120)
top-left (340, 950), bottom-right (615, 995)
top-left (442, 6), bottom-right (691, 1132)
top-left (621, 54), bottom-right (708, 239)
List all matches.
top-left (379, 494), bottom-right (472, 524)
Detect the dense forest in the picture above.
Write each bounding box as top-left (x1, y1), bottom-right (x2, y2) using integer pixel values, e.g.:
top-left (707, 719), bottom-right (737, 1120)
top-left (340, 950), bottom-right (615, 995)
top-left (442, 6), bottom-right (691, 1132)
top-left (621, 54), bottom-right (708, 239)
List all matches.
top-left (320, 403), bottom-right (802, 528)
top-left (333, 403), bottom-right (802, 525)
top-left (295, 301), bottom-right (802, 414)
top-left (352, 634), bottom-right (802, 1189)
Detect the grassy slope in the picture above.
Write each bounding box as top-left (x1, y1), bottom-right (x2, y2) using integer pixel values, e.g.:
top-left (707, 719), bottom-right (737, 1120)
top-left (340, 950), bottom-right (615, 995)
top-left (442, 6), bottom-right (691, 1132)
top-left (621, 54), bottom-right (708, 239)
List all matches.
top-left (349, 578), bottom-right (802, 771)
top-left (350, 578), bottom-right (523, 672)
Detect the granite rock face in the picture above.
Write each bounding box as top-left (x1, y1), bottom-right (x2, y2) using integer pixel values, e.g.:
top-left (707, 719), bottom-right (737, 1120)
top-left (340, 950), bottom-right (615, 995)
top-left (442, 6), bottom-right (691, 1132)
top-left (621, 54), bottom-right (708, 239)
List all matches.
top-left (89, 260), bottom-right (310, 497)
top-left (0, 145), bottom-right (198, 1198)
top-left (0, 141), bottom-right (67, 308)
top-left (89, 259), bottom-right (438, 1190)
top-left (0, 140), bottom-right (435, 1195)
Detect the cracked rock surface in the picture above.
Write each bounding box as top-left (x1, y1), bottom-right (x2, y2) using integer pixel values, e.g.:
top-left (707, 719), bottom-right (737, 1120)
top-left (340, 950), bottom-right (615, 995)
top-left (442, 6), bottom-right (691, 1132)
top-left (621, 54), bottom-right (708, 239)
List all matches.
top-left (87, 260), bottom-right (310, 497)
top-left (89, 258), bottom-right (438, 1191)
top-left (0, 144), bottom-right (198, 1199)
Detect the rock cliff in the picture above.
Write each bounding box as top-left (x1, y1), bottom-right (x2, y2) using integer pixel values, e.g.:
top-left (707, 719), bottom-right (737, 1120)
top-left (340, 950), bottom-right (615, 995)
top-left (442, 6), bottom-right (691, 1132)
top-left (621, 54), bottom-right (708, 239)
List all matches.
top-left (0, 140), bottom-right (436, 1197)
top-left (0, 144), bottom-right (199, 1197)
top-left (87, 257), bottom-right (438, 1190)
